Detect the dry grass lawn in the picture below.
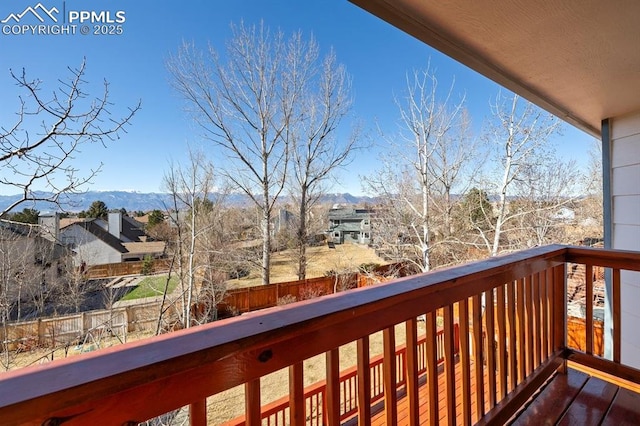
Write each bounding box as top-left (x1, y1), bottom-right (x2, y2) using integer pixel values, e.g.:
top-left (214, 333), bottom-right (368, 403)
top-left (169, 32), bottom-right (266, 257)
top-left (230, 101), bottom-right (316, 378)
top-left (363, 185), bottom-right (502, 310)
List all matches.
top-left (227, 243), bottom-right (388, 289)
top-left (4, 330), bottom-right (155, 371)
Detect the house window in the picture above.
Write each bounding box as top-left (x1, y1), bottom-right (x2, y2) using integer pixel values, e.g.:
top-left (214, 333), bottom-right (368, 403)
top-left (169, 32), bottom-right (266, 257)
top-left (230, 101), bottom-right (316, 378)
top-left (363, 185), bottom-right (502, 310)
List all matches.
top-left (332, 219), bottom-right (341, 225)
top-left (363, 232), bottom-right (370, 239)
top-left (334, 232), bottom-right (340, 238)
top-left (363, 219), bottom-right (370, 226)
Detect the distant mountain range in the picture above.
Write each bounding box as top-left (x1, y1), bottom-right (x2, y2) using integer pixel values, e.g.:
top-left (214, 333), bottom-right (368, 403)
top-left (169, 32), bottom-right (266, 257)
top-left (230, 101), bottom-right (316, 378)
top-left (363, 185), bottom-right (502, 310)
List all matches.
top-left (0, 191), bottom-right (378, 213)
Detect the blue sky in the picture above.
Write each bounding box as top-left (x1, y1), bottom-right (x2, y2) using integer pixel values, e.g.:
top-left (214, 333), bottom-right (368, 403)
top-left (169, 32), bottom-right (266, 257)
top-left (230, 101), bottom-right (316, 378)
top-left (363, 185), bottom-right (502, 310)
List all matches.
top-left (0, 0), bottom-right (596, 196)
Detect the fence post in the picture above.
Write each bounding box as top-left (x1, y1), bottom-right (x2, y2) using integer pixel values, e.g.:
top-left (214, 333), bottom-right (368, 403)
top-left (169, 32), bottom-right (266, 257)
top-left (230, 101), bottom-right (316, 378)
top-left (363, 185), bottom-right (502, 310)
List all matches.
top-left (126, 306), bottom-right (134, 332)
top-left (123, 307), bottom-right (130, 334)
top-left (81, 312), bottom-right (87, 335)
top-left (37, 318), bottom-right (44, 346)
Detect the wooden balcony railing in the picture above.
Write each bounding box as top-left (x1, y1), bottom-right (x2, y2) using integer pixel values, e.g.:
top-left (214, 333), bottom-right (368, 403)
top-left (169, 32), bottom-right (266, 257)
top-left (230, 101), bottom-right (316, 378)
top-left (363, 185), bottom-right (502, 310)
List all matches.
top-left (223, 326), bottom-right (458, 425)
top-left (1, 245), bottom-right (640, 425)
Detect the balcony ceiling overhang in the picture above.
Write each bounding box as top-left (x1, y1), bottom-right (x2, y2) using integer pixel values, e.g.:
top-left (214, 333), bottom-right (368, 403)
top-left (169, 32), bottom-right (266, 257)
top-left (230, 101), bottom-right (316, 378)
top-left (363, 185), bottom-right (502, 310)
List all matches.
top-left (350, 0), bottom-right (640, 137)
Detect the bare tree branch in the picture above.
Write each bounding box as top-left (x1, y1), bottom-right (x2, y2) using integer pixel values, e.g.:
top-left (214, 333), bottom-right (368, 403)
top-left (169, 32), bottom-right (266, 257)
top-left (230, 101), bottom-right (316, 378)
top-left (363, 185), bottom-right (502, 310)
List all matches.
top-left (0, 58), bottom-right (140, 217)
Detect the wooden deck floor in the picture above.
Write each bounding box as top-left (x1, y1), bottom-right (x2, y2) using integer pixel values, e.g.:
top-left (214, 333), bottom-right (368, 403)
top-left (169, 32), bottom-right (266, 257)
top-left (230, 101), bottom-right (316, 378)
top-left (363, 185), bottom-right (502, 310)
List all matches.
top-left (367, 359), bottom-right (487, 425)
top-left (363, 362), bottom-right (640, 425)
top-left (511, 369), bottom-right (640, 425)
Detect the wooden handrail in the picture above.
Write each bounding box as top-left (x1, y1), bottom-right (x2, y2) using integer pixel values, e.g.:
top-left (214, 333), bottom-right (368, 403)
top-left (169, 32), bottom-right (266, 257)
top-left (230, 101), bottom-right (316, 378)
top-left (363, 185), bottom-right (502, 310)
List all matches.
top-left (2, 245), bottom-right (640, 425)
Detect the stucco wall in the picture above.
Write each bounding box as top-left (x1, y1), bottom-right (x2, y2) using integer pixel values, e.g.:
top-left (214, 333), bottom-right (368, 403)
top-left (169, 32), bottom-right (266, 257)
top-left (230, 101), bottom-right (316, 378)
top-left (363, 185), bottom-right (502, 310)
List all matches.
top-left (610, 112), bottom-right (640, 367)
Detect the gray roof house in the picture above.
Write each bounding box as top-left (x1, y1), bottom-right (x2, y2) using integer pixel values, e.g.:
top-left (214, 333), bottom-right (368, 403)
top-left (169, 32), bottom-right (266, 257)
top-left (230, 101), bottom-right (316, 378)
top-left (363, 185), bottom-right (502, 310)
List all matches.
top-left (58, 212), bottom-right (165, 266)
top-left (327, 207), bottom-right (372, 245)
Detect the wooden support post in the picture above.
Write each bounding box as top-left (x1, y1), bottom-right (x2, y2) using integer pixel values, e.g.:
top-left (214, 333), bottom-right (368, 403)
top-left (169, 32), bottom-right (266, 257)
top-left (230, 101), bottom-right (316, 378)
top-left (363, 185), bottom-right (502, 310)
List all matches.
top-left (516, 278), bottom-right (526, 383)
top-left (553, 264), bottom-right (567, 374)
top-left (357, 336), bottom-right (371, 426)
top-left (326, 349), bottom-right (340, 426)
top-left (245, 379), bottom-right (261, 426)
top-left (426, 312), bottom-right (439, 426)
top-left (383, 326), bottom-right (397, 425)
top-left (496, 284), bottom-right (507, 400)
top-left (507, 281), bottom-right (517, 391)
top-left (189, 399), bottom-right (207, 426)
top-left (613, 268), bottom-right (621, 364)
top-left (289, 362), bottom-right (304, 426)
top-left (486, 289), bottom-right (496, 408)
top-left (459, 299), bottom-right (472, 426)
top-left (405, 318), bottom-right (420, 426)
top-left (585, 264), bottom-right (594, 355)
top-left (533, 272), bottom-right (541, 368)
top-left (472, 295), bottom-right (484, 422)
top-left (444, 305), bottom-right (456, 426)
top-left (525, 275), bottom-right (534, 376)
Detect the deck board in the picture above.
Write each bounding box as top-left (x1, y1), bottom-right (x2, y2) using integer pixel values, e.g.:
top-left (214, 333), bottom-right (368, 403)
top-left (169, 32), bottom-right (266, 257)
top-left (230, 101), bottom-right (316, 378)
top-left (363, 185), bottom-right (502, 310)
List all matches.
top-left (600, 387), bottom-right (640, 426)
top-left (370, 359), bottom-right (487, 425)
top-left (365, 365), bottom-right (640, 426)
top-left (510, 369), bottom-right (588, 425)
top-left (557, 376), bottom-right (618, 425)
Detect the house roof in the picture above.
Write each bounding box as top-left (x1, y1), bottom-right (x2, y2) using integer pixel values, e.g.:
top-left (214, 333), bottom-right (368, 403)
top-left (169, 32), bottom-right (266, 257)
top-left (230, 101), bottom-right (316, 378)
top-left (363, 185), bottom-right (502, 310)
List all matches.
top-left (133, 214), bottom-right (149, 224)
top-left (0, 220), bottom-right (36, 237)
top-left (328, 208), bottom-right (372, 220)
top-left (59, 218), bottom-right (86, 229)
top-left (121, 216), bottom-right (145, 242)
top-left (334, 223), bottom-right (365, 233)
top-left (122, 241), bottom-right (166, 256)
top-left (350, 0), bottom-right (640, 136)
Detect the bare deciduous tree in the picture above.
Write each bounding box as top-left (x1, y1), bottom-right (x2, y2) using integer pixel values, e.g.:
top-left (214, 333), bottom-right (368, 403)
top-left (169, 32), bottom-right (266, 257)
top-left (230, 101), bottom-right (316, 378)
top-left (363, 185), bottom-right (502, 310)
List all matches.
top-left (288, 44), bottom-right (359, 280)
top-left (0, 59), bottom-right (140, 217)
top-left (575, 140), bottom-right (603, 240)
top-left (162, 150), bottom-right (228, 329)
top-left (474, 92), bottom-right (575, 256)
top-left (0, 222), bottom-right (63, 370)
top-left (364, 68), bottom-right (472, 272)
top-left (167, 23), bottom-right (307, 285)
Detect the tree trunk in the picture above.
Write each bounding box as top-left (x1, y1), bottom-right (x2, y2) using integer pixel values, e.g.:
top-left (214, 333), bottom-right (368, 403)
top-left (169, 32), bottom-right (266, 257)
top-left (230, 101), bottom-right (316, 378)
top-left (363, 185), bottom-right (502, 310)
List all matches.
top-left (492, 121), bottom-right (515, 257)
top-left (297, 186), bottom-right (308, 281)
top-left (261, 211), bottom-right (271, 286)
top-left (261, 175), bottom-right (271, 286)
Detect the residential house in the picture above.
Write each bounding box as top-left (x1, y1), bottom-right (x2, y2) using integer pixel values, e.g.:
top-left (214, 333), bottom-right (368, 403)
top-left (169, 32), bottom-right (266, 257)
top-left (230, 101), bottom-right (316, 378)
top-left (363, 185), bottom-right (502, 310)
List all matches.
top-left (58, 212), bottom-right (165, 266)
top-left (0, 219), bottom-right (61, 267)
top-left (327, 207), bottom-right (372, 244)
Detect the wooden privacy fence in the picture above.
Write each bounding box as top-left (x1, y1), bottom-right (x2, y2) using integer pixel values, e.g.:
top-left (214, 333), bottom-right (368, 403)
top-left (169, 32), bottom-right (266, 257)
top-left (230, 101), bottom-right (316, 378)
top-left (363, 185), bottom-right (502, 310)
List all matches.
top-left (84, 259), bottom-right (171, 279)
top-left (567, 316), bottom-right (604, 356)
top-left (0, 301), bottom-right (163, 351)
top-left (219, 264), bottom-right (404, 315)
top-left (220, 275), bottom-right (353, 314)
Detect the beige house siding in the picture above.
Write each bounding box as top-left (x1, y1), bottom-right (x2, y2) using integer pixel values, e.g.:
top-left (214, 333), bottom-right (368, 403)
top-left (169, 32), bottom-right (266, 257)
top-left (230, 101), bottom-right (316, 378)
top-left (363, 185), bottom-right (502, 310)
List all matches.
top-left (611, 111), bottom-right (640, 368)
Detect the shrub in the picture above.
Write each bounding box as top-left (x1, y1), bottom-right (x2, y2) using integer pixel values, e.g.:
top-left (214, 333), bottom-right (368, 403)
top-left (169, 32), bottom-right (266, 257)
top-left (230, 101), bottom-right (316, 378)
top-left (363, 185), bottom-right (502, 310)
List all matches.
top-left (141, 255), bottom-right (154, 275)
top-left (277, 295), bottom-right (297, 305)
